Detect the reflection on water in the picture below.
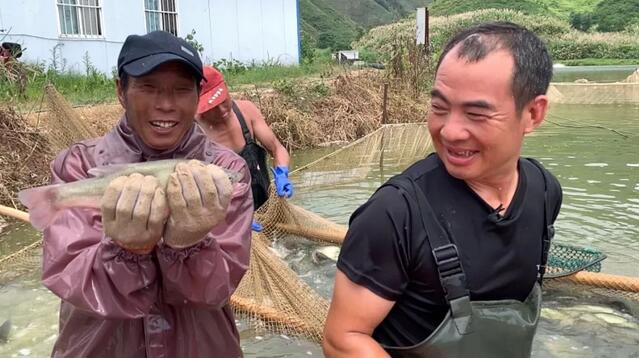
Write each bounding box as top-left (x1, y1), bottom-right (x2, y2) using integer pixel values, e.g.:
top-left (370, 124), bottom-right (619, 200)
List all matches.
top-left (1, 103), bottom-right (638, 357)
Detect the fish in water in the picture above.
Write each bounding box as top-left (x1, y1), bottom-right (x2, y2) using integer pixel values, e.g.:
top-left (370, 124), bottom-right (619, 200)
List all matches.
top-left (0, 319), bottom-right (10, 343)
top-left (311, 246), bottom-right (341, 263)
top-left (18, 159), bottom-right (243, 231)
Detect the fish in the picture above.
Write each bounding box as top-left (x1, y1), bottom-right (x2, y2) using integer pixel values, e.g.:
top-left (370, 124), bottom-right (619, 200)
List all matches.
top-left (0, 319), bottom-right (10, 343)
top-left (311, 246), bottom-right (341, 263)
top-left (18, 159), bottom-right (243, 231)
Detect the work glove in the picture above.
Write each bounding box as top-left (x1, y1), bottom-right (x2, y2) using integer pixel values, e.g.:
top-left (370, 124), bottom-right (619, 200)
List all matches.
top-left (101, 173), bottom-right (168, 254)
top-left (163, 160), bottom-right (233, 249)
top-left (251, 220), bottom-right (263, 232)
top-left (271, 166), bottom-right (294, 198)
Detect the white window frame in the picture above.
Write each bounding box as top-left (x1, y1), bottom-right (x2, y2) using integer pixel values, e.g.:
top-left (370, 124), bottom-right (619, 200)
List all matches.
top-left (144, 0), bottom-right (179, 36)
top-left (56, 0), bottom-right (104, 38)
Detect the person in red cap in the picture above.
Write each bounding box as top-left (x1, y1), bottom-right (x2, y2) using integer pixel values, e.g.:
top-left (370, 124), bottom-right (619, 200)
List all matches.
top-left (196, 65), bottom-right (292, 228)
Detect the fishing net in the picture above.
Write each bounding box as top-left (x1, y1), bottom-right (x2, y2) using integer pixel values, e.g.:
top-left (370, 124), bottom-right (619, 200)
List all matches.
top-left (622, 69), bottom-right (639, 83)
top-left (548, 68), bottom-right (639, 105)
top-left (42, 84), bottom-right (99, 153)
top-left (1, 97), bottom-right (639, 345)
top-left (545, 242), bottom-right (607, 278)
top-left (231, 233), bottom-right (329, 343)
top-left (257, 123), bottom-right (433, 245)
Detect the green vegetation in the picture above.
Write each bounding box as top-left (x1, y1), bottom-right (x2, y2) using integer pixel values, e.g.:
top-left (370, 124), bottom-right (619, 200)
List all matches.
top-left (0, 53), bottom-right (336, 106)
top-left (321, 0), bottom-right (427, 29)
top-left (590, 0), bottom-right (639, 32)
top-left (559, 58), bottom-right (639, 66)
top-left (429, 0), bottom-right (548, 17)
top-left (0, 65), bottom-right (115, 106)
top-left (300, 0), bottom-right (362, 50)
top-left (355, 9), bottom-right (639, 63)
top-left (429, 0), bottom-right (602, 19)
top-left (429, 0), bottom-right (639, 33)
top-left (300, 0), bottom-right (431, 50)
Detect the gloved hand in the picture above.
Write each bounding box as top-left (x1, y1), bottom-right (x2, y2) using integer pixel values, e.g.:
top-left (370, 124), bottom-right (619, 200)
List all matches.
top-left (271, 166), bottom-right (293, 198)
top-left (163, 160), bottom-right (233, 249)
top-left (251, 220), bottom-right (263, 232)
top-left (101, 173), bottom-right (168, 254)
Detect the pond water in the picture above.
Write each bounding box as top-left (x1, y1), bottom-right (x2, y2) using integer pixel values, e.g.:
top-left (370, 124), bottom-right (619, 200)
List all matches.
top-left (1, 100), bottom-right (638, 356)
top-left (552, 64), bottom-right (638, 83)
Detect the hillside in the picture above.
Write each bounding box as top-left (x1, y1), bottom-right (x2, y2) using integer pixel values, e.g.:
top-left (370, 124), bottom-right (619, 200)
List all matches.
top-left (321, 0), bottom-right (428, 29)
top-left (300, 0), bottom-right (432, 50)
top-left (428, 0), bottom-right (601, 19)
top-left (300, 0), bottom-right (363, 50)
top-left (354, 9), bottom-right (639, 63)
top-left (428, 0), bottom-right (638, 32)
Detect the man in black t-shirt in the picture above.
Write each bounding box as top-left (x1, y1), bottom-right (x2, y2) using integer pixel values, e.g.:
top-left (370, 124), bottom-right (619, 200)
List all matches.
top-left (323, 22), bottom-right (562, 358)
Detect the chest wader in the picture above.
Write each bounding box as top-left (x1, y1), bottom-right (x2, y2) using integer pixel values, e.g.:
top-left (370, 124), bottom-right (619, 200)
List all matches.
top-left (233, 101), bottom-right (271, 209)
top-left (381, 161), bottom-right (555, 358)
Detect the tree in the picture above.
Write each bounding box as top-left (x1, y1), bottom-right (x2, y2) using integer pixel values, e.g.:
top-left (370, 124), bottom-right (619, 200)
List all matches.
top-left (570, 12), bottom-right (593, 32)
top-left (592, 0), bottom-right (639, 32)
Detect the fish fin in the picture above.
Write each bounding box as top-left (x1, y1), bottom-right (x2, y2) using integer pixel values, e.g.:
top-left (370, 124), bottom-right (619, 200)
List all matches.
top-left (17, 184), bottom-right (61, 231)
top-left (87, 163), bottom-right (131, 178)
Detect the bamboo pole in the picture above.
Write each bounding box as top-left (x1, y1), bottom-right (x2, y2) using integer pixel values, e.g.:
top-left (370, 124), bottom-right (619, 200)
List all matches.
top-left (4, 205), bottom-right (639, 294)
top-left (0, 204), bottom-right (29, 223)
top-left (275, 223), bottom-right (346, 245)
top-left (557, 271), bottom-right (639, 293)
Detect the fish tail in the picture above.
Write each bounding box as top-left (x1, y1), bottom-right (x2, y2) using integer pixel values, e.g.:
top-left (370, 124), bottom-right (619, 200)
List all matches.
top-left (17, 184), bottom-right (61, 231)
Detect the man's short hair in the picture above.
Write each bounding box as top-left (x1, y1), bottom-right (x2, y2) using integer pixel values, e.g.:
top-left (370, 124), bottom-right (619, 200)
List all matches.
top-left (436, 22), bottom-right (553, 113)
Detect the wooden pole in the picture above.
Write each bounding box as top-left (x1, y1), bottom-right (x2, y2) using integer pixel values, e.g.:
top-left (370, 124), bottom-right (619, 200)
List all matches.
top-left (0, 204), bottom-right (29, 223)
top-left (382, 83), bottom-right (389, 125)
top-left (425, 7), bottom-right (430, 56)
top-left (379, 83), bottom-right (389, 182)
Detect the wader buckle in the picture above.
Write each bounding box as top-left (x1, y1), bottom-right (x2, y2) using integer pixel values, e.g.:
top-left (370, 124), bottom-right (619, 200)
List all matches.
top-left (432, 244), bottom-right (469, 301)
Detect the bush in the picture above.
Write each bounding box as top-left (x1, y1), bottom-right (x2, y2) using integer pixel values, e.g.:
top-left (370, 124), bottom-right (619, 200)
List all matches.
top-left (549, 32), bottom-right (639, 60)
top-left (359, 48), bottom-right (382, 63)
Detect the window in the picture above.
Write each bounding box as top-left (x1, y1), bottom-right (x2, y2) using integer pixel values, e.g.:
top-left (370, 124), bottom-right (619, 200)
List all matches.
top-left (57, 0), bottom-right (103, 37)
top-left (145, 0), bottom-right (178, 36)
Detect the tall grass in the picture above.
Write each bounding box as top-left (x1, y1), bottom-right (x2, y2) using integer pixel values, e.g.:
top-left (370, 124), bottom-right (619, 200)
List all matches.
top-left (0, 64), bottom-right (117, 106)
top-left (354, 8), bottom-right (639, 63)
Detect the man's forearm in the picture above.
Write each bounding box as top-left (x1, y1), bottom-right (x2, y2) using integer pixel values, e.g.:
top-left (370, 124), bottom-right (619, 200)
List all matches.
top-left (272, 145), bottom-right (290, 168)
top-left (323, 332), bottom-right (391, 358)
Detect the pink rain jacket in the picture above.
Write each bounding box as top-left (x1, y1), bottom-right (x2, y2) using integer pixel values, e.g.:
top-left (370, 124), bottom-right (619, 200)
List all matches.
top-left (42, 117), bottom-right (253, 358)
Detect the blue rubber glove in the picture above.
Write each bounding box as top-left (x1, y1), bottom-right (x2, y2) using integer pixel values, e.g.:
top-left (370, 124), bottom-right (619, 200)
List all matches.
top-left (271, 166), bottom-right (294, 198)
top-left (251, 220), bottom-right (263, 232)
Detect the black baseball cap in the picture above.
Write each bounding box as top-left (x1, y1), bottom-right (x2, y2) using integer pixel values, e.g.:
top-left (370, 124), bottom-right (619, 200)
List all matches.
top-left (117, 31), bottom-right (204, 81)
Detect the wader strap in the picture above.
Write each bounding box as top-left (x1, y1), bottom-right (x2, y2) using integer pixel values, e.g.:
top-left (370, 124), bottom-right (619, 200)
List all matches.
top-left (526, 158), bottom-right (556, 284)
top-left (232, 101), bottom-right (255, 145)
top-left (384, 176), bottom-right (472, 335)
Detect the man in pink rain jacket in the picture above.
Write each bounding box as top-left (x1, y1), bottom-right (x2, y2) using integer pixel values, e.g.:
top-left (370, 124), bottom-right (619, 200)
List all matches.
top-left (41, 31), bottom-right (252, 358)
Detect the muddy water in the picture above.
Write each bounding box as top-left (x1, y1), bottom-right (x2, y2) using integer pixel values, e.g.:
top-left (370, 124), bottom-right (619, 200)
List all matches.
top-left (1, 100), bottom-right (638, 357)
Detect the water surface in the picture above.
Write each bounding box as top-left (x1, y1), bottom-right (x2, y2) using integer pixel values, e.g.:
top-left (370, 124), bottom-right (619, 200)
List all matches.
top-left (1, 101), bottom-right (638, 357)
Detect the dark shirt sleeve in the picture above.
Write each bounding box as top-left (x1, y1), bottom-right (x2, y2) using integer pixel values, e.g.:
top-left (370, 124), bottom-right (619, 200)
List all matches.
top-left (337, 186), bottom-right (412, 301)
top-left (550, 173), bottom-right (563, 223)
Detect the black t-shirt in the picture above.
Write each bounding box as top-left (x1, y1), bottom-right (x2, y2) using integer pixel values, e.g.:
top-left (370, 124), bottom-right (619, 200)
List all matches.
top-left (337, 154), bottom-right (562, 347)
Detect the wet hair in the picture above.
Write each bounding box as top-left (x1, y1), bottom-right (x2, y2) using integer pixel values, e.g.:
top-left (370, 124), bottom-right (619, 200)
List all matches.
top-left (436, 22), bottom-right (553, 113)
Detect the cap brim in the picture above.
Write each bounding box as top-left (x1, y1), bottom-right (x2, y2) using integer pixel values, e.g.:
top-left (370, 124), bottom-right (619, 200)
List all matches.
top-left (122, 53), bottom-right (203, 80)
top-left (197, 83), bottom-right (229, 114)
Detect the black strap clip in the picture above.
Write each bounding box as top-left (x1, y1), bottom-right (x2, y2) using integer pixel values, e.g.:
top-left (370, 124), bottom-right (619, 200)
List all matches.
top-left (432, 243), bottom-right (469, 301)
